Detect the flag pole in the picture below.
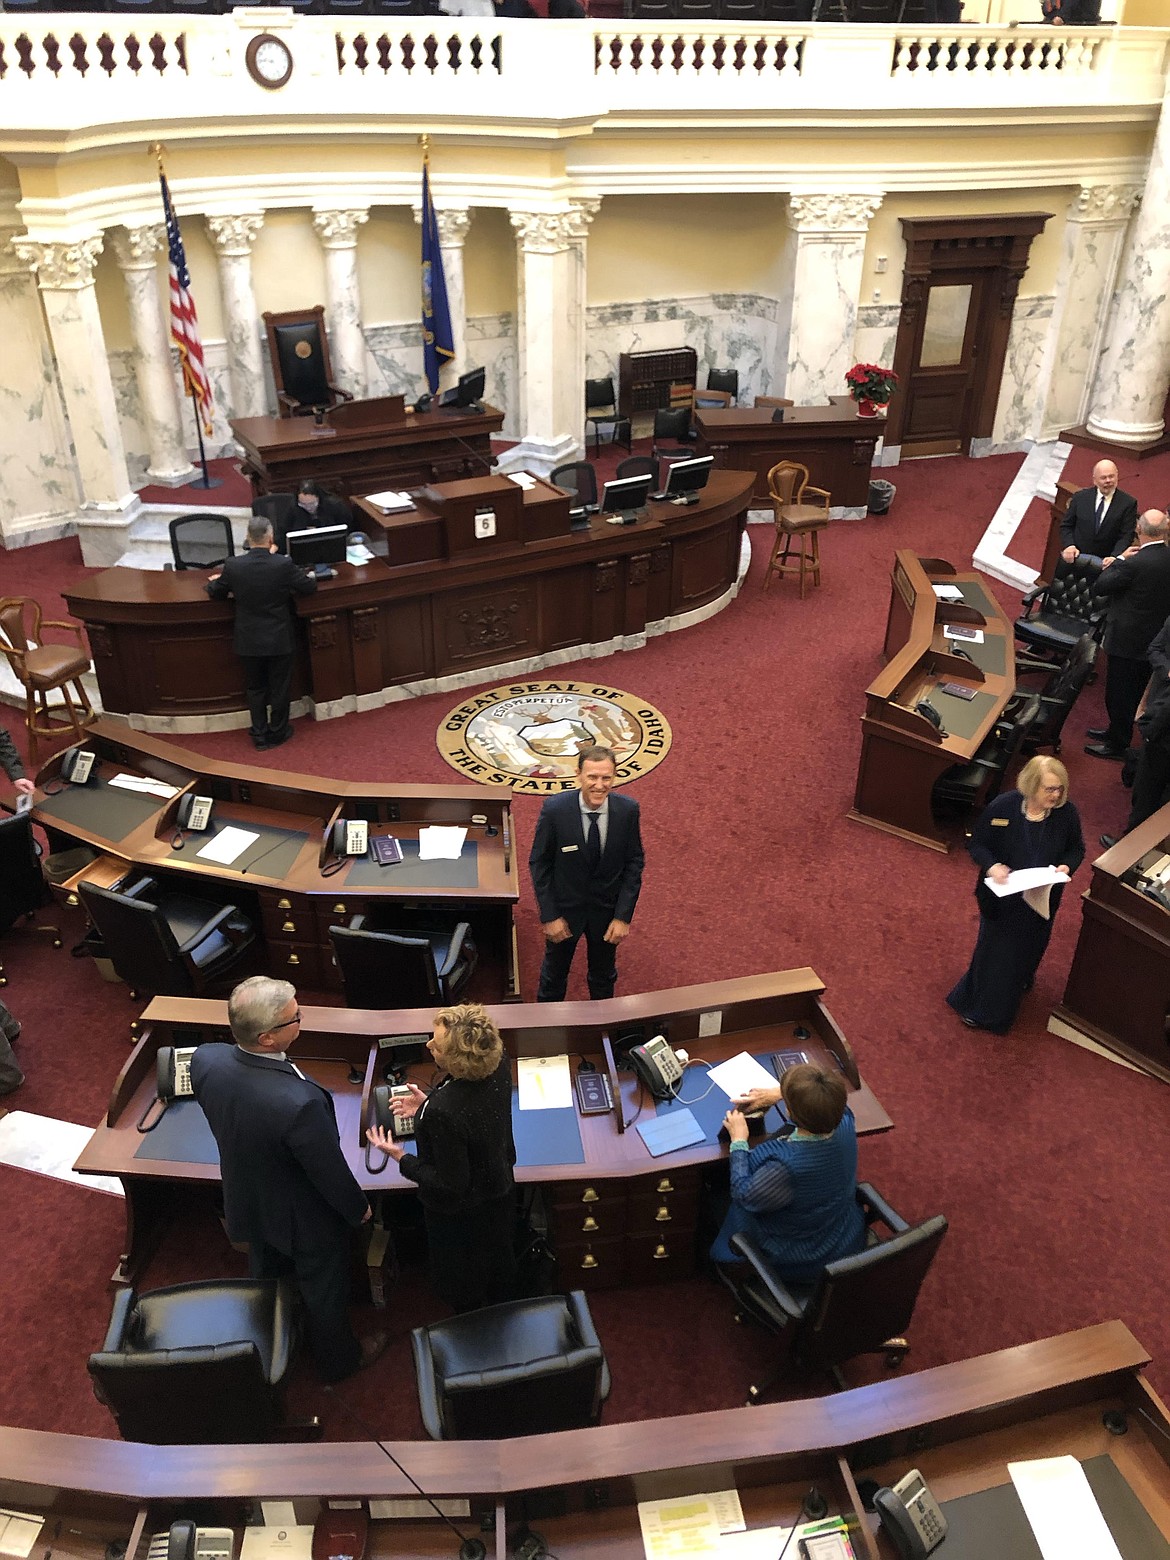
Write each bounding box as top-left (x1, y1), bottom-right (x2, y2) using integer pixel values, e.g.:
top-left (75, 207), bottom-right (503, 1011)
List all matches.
top-left (185, 383), bottom-right (220, 491)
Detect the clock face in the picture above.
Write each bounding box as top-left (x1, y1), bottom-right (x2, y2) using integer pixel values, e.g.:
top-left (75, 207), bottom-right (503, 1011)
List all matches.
top-left (246, 33), bottom-right (293, 89)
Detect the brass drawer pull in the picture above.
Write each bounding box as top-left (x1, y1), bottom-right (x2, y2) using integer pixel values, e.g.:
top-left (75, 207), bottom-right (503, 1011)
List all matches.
top-left (333, 902), bottom-right (347, 915)
top-left (581, 1186), bottom-right (598, 1204)
top-left (653, 1242), bottom-right (669, 1260)
top-left (287, 953), bottom-right (300, 966)
top-left (282, 920), bottom-right (296, 934)
top-left (654, 1205), bottom-right (671, 1223)
top-left (581, 1250), bottom-right (599, 1270)
top-left (66, 892), bottom-right (79, 907)
top-left (277, 897), bottom-right (291, 910)
top-left (656, 1177), bottom-right (674, 1194)
top-left (582, 1215), bottom-right (598, 1233)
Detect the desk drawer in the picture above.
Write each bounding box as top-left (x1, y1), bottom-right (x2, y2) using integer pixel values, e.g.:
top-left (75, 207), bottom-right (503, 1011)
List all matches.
top-left (626, 1185), bottom-right (699, 1236)
top-left (267, 938), bottom-right (323, 987)
top-left (625, 1229), bottom-right (696, 1284)
top-left (549, 1196), bottom-right (628, 1244)
top-left (555, 1234), bottom-right (624, 1292)
top-left (547, 1180), bottom-right (625, 1216)
top-left (259, 896), bottom-right (312, 941)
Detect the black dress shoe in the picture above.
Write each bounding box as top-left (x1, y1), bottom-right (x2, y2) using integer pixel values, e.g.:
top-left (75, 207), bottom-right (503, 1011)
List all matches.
top-left (1086, 727), bottom-right (1109, 740)
top-left (1099, 833), bottom-right (1118, 850)
top-left (266, 725), bottom-right (294, 749)
top-left (1084, 742), bottom-right (1125, 760)
top-left (250, 732), bottom-right (271, 750)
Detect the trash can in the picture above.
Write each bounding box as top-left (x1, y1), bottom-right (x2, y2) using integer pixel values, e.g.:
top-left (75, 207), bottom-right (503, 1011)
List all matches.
top-left (44, 846), bottom-right (98, 886)
top-left (74, 927), bottom-right (122, 984)
top-left (868, 479), bottom-right (896, 516)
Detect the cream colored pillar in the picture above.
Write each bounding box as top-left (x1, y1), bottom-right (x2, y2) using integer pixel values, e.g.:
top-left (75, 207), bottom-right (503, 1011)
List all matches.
top-left (110, 223), bottom-right (194, 486)
top-left (312, 208), bottom-right (369, 400)
top-left (205, 212), bottom-right (266, 418)
top-left (11, 234), bottom-right (140, 564)
top-left (779, 192), bottom-right (884, 406)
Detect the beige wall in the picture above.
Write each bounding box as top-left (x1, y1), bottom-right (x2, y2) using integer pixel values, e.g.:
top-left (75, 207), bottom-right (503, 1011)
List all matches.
top-left (465, 207), bottom-right (517, 318)
top-left (587, 194), bottom-right (787, 305)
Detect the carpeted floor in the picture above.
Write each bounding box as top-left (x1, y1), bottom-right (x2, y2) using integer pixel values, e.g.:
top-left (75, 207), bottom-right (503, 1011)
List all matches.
top-left (4, 445), bottom-right (1170, 1442)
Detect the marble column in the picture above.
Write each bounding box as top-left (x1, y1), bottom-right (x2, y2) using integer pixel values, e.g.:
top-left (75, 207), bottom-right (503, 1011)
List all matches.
top-left (205, 212), bottom-right (266, 418)
top-left (110, 223), bottom-right (194, 486)
top-left (499, 202), bottom-right (595, 477)
top-left (11, 234), bottom-right (140, 563)
top-left (1086, 77), bottom-right (1170, 444)
top-left (312, 208), bottom-right (369, 400)
top-left (778, 192), bottom-right (884, 406)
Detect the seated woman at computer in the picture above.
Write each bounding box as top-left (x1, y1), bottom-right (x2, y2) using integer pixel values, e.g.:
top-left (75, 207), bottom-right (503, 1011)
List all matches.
top-left (710, 1063), bottom-right (865, 1281)
top-left (292, 479), bottom-right (351, 532)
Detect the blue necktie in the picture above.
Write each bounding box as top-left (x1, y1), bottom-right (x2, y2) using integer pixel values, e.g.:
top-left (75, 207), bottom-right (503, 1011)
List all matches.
top-left (1095, 496), bottom-right (1105, 532)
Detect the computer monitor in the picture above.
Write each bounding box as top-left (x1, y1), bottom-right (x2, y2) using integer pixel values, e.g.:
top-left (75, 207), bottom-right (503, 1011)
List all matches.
top-left (600, 473), bottom-right (653, 525)
top-left (286, 523), bottom-right (347, 570)
top-left (438, 366), bottom-right (486, 412)
top-left (661, 454), bottom-right (714, 505)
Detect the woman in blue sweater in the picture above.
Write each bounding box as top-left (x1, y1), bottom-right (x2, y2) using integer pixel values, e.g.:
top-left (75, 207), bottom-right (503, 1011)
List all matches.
top-left (710, 1064), bottom-right (865, 1281)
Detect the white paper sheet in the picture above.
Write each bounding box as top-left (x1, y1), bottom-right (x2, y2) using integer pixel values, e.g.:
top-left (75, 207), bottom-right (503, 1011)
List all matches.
top-left (637, 1495), bottom-right (723, 1558)
top-left (239, 1529), bottom-right (313, 1560)
top-left (508, 472), bottom-right (537, 490)
top-left (196, 825), bottom-right (260, 865)
top-left (517, 1054), bottom-right (573, 1111)
top-left (698, 1009), bottom-right (723, 1038)
top-left (364, 489), bottom-right (414, 512)
top-left (0, 1510), bottom-right (44, 1559)
top-left (109, 773), bottom-right (180, 799)
top-left (718, 1531), bottom-right (792, 1560)
top-left (418, 825), bottom-right (467, 860)
top-left (983, 865), bottom-right (1066, 898)
top-left (932, 583), bottom-right (963, 602)
top-left (1009, 1456), bottom-right (1123, 1560)
top-left (706, 1051), bottom-right (780, 1101)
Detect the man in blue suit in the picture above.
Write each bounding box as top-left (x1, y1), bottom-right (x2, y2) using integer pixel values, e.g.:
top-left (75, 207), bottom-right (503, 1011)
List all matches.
top-left (529, 745), bottom-right (645, 1002)
top-left (190, 976), bottom-right (385, 1381)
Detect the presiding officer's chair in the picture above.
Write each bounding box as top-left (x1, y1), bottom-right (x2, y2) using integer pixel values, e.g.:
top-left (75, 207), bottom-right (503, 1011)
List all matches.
top-left (720, 1183), bottom-right (947, 1401)
top-left (412, 1291), bottom-right (611, 1440)
top-left (0, 596), bottom-right (97, 765)
top-left (78, 876), bottom-right (256, 1000)
top-left (169, 513), bottom-right (236, 572)
top-left (0, 810), bottom-right (61, 987)
top-left (262, 305), bottom-right (354, 419)
top-left (330, 913), bottom-right (477, 1009)
top-left (88, 1277), bottom-right (298, 1444)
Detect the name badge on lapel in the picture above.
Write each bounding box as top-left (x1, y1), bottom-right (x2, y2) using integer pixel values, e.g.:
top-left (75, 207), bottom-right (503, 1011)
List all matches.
top-left (562, 844), bottom-right (579, 853)
top-left (991, 818), bottom-right (1010, 827)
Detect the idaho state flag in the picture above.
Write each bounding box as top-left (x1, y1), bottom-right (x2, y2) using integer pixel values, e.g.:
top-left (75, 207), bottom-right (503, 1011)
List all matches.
top-left (420, 158), bottom-right (455, 395)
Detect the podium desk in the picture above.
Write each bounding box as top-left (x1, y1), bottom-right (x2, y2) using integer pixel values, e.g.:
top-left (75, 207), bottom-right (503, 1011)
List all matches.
top-left (33, 721), bottom-right (520, 999)
top-left (73, 970), bottom-right (891, 1290)
top-left (230, 400), bottom-right (505, 500)
top-left (1, 1323), bottom-right (1167, 1560)
top-left (1055, 802), bottom-right (1170, 1084)
top-left (849, 551), bottom-right (1017, 852)
top-left (695, 397), bottom-right (881, 512)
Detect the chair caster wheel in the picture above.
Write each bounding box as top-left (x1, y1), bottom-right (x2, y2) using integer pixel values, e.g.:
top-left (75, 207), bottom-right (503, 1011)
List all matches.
top-left (883, 1336), bottom-right (909, 1369)
top-left (0, 976), bottom-right (7, 988)
top-left (53, 938), bottom-right (63, 948)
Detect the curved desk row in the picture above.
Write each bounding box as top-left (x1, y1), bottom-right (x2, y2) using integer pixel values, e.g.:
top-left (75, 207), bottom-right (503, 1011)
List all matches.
top-left (63, 471), bottom-right (754, 730)
top-left (0, 1323), bottom-right (1164, 1560)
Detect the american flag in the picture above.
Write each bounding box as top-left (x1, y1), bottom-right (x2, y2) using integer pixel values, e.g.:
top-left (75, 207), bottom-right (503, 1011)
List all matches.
top-left (160, 169), bottom-right (214, 437)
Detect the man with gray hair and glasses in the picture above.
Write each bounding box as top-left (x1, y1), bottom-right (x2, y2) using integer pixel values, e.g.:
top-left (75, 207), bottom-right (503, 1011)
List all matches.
top-left (190, 975), bottom-right (386, 1380)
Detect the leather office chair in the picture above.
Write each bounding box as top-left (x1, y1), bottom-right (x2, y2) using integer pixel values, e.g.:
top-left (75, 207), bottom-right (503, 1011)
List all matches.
top-left (932, 693), bottom-right (1042, 824)
top-left (584, 378), bottom-right (631, 456)
top-left (252, 492), bottom-right (298, 552)
top-left (755, 395), bottom-right (795, 410)
top-left (706, 367), bottom-right (739, 401)
top-left (693, 388), bottom-right (733, 410)
top-left (1014, 558), bottom-right (1107, 674)
top-left (550, 461), bottom-right (599, 519)
top-left (169, 514), bottom-right (236, 572)
top-left (1014, 635), bottom-right (1098, 756)
top-left (0, 811), bottom-right (61, 987)
top-left (764, 461), bottom-right (830, 598)
top-left (651, 407), bottom-right (694, 464)
top-left (412, 1291), bottom-right (611, 1440)
top-left (721, 1183), bottom-right (947, 1400)
top-left (0, 597), bottom-right (96, 765)
top-left (262, 306), bottom-right (354, 419)
top-left (329, 914), bottom-right (477, 1009)
top-left (88, 1277), bottom-right (298, 1444)
top-left (616, 455), bottom-right (659, 485)
top-left (78, 876), bottom-right (256, 999)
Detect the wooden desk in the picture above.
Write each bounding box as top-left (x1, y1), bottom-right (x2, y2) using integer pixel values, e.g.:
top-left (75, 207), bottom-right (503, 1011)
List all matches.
top-left (73, 970), bottom-right (891, 1290)
top-left (695, 398), bottom-right (881, 512)
top-left (1, 1323), bottom-right (1166, 1560)
top-left (231, 401), bottom-right (505, 500)
top-left (64, 471), bottom-right (753, 725)
top-left (33, 721), bottom-right (520, 999)
top-left (1055, 801), bottom-right (1170, 1084)
top-left (849, 551), bottom-right (1017, 852)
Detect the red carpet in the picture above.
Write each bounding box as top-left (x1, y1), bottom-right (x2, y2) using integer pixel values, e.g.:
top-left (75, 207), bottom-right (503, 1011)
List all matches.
top-left (4, 446), bottom-right (1170, 1441)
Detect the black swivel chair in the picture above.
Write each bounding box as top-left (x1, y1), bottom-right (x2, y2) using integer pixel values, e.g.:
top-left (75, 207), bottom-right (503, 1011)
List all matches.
top-left (931, 694), bottom-right (1042, 824)
top-left (88, 1277), bottom-right (298, 1444)
top-left (1015, 634), bottom-right (1099, 756)
top-left (651, 407), bottom-right (695, 464)
top-left (169, 514), bottom-right (236, 572)
top-left (721, 1184), bottom-right (947, 1400)
top-left (1014, 557), bottom-right (1107, 674)
top-left (329, 914), bottom-right (476, 1009)
top-left (584, 378), bottom-right (631, 456)
top-left (616, 455), bottom-right (659, 485)
top-left (706, 367), bottom-right (739, 401)
top-left (550, 461), bottom-right (599, 520)
top-left (78, 877), bottom-right (255, 999)
top-left (412, 1291), bottom-right (611, 1440)
top-left (0, 811), bottom-right (61, 987)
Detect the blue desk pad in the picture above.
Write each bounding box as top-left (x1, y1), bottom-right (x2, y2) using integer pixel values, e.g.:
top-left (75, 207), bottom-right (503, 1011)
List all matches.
top-left (343, 839), bottom-right (480, 890)
top-left (134, 1097), bottom-right (221, 1164)
top-left (654, 1051), bottom-right (788, 1143)
top-left (37, 777), bottom-right (162, 844)
top-left (511, 1096), bottom-right (584, 1167)
top-left (167, 820), bottom-right (309, 878)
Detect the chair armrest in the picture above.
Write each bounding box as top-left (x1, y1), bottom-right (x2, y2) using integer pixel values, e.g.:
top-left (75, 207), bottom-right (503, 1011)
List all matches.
top-left (436, 922), bottom-right (473, 980)
top-left (1019, 585), bottom-right (1044, 610)
top-left (100, 1286), bottom-right (137, 1353)
top-left (856, 1181), bottom-right (910, 1236)
top-left (804, 484), bottom-right (831, 505)
top-left (122, 876), bottom-right (159, 904)
top-left (348, 912), bottom-right (371, 931)
top-left (728, 1234), bottom-right (804, 1322)
top-left (277, 391), bottom-right (300, 412)
top-left (40, 618), bottom-right (88, 648)
top-left (565, 1290), bottom-right (603, 1353)
top-left (175, 902), bottom-right (240, 956)
top-left (328, 384), bottom-right (354, 404)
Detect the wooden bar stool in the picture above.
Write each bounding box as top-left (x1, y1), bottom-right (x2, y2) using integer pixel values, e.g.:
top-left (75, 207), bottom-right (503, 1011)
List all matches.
top-left (0, 596), bottom-right (96, 765)
top-left (764, 461), bottom-right (831, 600)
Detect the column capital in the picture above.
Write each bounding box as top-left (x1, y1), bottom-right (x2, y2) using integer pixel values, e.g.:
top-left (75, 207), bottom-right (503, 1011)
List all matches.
top-left (205, 212), bottom-right (264, 257)
top-left (11, 234), bottom-right (103, 290)
top-left (509, 208), bottom-right (577, 254)
top-left (312, 208), bottom-right (370, 249)
top-left (786, 192), bottom-right (883, 233)
top-left (109, 223), bottom-right (165, 271)
top-left (1070, 184), bottom-right (1143, 225)
top-left (565, 197), bottom-right (601, 241)
top-left (411, 205), bottom-right (473, 248)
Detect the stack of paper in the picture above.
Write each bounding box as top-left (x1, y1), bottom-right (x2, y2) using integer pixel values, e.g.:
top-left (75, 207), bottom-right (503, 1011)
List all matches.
top-left (364, 490), bottom-right (415, 514)
top-left (508, 472), bottom-right (538, 490)
top-left (517, 1054), bottom-right (572, 1110)
top-left (109, 773), bottom-right (181, 800)
top-left (418, 825), bottom-right (467, 860)
top-left (932, 583), bottom-right (964, 603)
top-left (0, 1512), bottom-right (44, 1560)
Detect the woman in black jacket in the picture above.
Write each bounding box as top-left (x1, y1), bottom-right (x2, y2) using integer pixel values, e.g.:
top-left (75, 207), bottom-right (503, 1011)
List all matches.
top-left (367, 1002), bottom-right (516, 1311)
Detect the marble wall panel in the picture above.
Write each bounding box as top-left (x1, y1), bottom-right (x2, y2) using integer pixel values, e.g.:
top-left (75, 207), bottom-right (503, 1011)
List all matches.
top-left (853, 303), bottom-right (901, 383)
top-left (0, 269), bottom-right (80, 534)
top-left (991, 295), bottom-right (1054, 450)
top-left (363, 311), bottom-right (518, 436)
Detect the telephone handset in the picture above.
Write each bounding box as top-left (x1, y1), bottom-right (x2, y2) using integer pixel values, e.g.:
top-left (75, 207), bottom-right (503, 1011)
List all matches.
top-left (366, 1082), bottom-right (418, 1173)
top-left (330, 818), bottom-right (369, 857)
top-left (628, 1034), bottom-right (684, 1101)
top-left (157, 1044), bottom-right (197, 1101)
top-left (177, 794), bottom-right (215, 832)
top-left (914, 700), bottom-right (947, 736)
top-left (152, 1523), bottom-right (233, 1560)
top-left (59, 746), bottom-right (98, 785)
top-left (873, 1469), bottom-right (947, 1559)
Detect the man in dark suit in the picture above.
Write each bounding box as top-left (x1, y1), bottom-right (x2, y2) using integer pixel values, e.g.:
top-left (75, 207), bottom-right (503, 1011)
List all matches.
top-left (189, 976), bottom-right (385, 1382)
top-left (207, 516), bottom-right (316, 750)
top-left (1086, 509), bottom-right (1170, 759)
top-left (529, 744), bottom-right (645, 1002)
top-left (1059, 460), bottom-right (1138, 568)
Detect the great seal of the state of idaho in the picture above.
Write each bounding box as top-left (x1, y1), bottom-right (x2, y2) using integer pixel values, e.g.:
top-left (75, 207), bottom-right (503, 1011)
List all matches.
top-left (436, 680), bottom-right (672, 793)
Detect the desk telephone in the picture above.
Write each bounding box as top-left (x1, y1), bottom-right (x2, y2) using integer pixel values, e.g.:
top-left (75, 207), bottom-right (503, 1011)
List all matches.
top-left (331, 818), bottom-right (369, 857)
top-left (151, 1523), bottom-right (233, 1560)
top-left (157, 1045), bottom-right (197, 1100)
top-left (59, 745), bottom-right (98, 785)
top-left (873, 1469), bottom-right (947, 1558)
top-left (629, 1034), bottom-right (684, 1101)
top-left (1133, 850), bottom-right (1170, 911)
top-left (371, 1082), bottom-right (417, 1140)
top-left (177, 794), bottom-right (215, 832)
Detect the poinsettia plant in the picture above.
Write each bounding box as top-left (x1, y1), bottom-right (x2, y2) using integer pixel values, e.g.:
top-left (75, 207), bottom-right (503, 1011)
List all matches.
top-left (845, 363), bottom-right (899, 404)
